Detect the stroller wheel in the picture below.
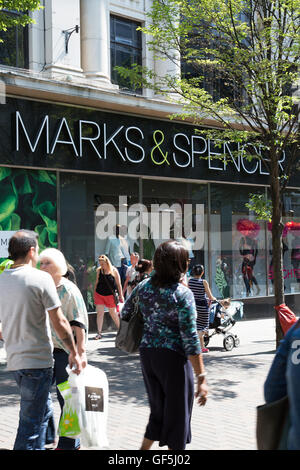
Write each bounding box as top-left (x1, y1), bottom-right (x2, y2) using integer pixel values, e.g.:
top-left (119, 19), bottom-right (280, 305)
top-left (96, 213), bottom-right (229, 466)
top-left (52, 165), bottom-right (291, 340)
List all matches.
top-left (234, 337), bottom-right (240, 347)
top-left (223, 334), bottom-right (235, 351)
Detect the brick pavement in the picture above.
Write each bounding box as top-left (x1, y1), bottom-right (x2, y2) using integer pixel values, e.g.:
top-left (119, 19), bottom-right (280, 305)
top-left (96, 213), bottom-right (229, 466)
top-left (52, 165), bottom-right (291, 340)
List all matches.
top-left (0, 318), bottom-right (277, 451)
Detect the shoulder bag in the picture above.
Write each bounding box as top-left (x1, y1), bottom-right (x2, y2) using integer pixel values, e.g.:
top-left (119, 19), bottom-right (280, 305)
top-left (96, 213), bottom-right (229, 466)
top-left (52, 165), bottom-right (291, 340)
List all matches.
top-left (115, 291), bottom-right (144, 354)
top-left (256, 319), bottom-right (300, 449)
top-left (256, 395), bottom-right (289, 450)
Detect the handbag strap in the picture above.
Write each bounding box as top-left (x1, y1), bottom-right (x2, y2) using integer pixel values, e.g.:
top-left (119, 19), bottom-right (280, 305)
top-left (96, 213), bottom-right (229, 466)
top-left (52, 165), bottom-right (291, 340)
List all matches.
top-left (128, 285), bottom-right (140, 318)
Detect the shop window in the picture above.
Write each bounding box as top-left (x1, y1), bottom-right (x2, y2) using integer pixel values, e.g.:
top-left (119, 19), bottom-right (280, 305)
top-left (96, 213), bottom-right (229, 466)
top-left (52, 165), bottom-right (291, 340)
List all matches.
top-left (180, 16), bottom-right (245, 105)
top-left (182, 57), bottom-right (242, 105)
top-left (267, 190), bottom-right (300, 295)
top-left (210, 184), bottom-right (267, 299)
top-left (141, 179), bottom-right (208, 280)
top-left (59, 173), bottom-right (208, 311)
top-left (110, 15), bottom-right (142, 94)
top-left (0, 10), bottom-right (28, 69)
top-left (0, 168), bottom-right (57, 262)
top-left (60, 173), bottom-right (139, 312)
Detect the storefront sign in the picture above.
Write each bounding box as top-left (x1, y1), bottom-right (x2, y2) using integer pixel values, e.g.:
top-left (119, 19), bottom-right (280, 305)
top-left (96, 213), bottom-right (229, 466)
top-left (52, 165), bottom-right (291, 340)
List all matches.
top-left (0, 231), bottom-right (15, 258)
top-left (15, 110), bottom-right (283, 176)
top-left (0, 97), bottom-right (295, 185)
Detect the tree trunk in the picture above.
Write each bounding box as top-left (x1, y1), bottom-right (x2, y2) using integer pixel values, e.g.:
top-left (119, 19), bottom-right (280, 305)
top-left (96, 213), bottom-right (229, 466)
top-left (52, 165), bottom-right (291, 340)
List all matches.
top-left (270, 159), bottom-right (285, 348)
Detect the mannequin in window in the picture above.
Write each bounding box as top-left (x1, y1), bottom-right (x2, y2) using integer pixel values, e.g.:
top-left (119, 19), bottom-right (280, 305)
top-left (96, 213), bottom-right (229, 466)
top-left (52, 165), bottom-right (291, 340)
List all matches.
top-left (104, 225), bottom-right (130, 286)
top-left (291, 228), bottom-right (300, 283)
top-left (239, 235), bottom-right (260, 296)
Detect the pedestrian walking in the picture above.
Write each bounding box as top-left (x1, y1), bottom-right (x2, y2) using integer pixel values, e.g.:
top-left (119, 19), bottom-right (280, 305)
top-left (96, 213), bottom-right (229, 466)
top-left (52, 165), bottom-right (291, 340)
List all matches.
top-left (134, 259), bottom-right (153, 284)
top-left (93, 254), bottom-right (124, 339)
top-left (188, 264), bottom-right (216, 353)
top-left (105, 225), bottom-right (130, 285)
top-left (39, 248), bottom-right (89, 450)
top-left (122, 252), bottom-right (139, 298)
top-left (0, 230), bottom-right (82, 450)
top-left (121, 240), bottom-right (208, 450)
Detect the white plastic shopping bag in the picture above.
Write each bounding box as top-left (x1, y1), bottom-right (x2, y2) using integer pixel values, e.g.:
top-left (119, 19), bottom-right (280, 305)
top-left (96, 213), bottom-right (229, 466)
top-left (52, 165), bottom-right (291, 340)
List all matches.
top-left (58, 364), bottom-right (109, 448)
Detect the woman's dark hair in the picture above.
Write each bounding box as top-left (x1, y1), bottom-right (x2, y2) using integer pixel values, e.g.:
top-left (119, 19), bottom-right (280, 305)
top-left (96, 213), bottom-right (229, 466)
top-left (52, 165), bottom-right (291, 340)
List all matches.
top-left (191, 264), bottom-right (205, 277)
top-left (8, 230), bottom-right (38, 261)
top-left (135, 259), bottom-right (153, 274)
top-left (151, 240), bottom-right (189, 287)
top-left (63, 262), bottom-right (77, 284)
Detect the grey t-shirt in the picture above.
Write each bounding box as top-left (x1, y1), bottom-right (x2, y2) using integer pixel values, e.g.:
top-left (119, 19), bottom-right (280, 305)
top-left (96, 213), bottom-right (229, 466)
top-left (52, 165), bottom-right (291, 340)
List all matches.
top-left (0, 265), bottom-right (61, 370)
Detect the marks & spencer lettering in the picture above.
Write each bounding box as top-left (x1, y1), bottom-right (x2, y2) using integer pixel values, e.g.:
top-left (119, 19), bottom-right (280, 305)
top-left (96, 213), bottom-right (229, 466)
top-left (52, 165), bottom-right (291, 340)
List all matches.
top-left (15, 111), bottom-right (285, 175)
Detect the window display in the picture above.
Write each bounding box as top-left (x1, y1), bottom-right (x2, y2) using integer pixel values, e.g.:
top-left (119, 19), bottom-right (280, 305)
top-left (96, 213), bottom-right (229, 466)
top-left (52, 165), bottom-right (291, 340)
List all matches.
top-left (141, 179), bottom-right (208, 273)
top-left (0, 167), bottom-right (57, 262)
top-left (232, 216), bottom-right (266, 298)
top-left (60, 173), bottom-right (139, 311)
top-left (266, 190), bottom-right (300, 295)
top-left (58, 175), bottom-right (300, 312)
top-left (210, 184), bottom-right (266, 299)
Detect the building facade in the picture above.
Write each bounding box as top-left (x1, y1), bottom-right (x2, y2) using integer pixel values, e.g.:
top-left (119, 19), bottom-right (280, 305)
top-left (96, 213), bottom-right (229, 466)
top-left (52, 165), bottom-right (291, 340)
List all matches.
top-left (0, 0), bottom-right (299, 317)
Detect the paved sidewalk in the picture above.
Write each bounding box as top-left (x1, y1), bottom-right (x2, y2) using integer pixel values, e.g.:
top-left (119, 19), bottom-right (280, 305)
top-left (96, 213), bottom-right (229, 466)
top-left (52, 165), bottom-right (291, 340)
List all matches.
top-left (0, 318), bottom-right (277, 450)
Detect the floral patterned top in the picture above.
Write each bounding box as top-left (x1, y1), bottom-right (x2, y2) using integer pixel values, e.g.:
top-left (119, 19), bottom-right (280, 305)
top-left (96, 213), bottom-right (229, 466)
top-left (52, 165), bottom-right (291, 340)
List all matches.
top-left (121, 275), bottom-right (201, 357)
top-left (51, 277), bottom-right (89, 352)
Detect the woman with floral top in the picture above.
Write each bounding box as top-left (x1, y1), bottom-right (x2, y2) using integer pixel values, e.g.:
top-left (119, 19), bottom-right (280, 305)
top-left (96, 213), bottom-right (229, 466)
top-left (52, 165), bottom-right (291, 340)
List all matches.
top-left (39, 248), bottom-right (88, 450)
top-left (121, 240), bottom-right (208, 450)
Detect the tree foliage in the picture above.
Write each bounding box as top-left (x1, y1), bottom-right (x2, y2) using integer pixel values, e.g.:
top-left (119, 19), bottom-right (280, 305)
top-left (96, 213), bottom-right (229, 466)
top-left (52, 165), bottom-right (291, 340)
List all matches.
top-left (0, 0), bottom-right (42, 38)
top-left (117, 0), bottom-right (299, 162)
top-left (245, 193), bottom-right (272, 221)
top-left (116, 0), bottom-right (300, 343)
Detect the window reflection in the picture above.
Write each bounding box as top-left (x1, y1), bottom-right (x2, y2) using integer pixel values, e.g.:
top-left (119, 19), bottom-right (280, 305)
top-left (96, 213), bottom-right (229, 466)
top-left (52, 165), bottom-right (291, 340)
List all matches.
top-left (110, 15), bottom-right (142, 93)
top-left (210, 184), bottom-right (266, 299)
top-left (142, 179), bottom-right (208, 276)
top-left (0, 11), bottom-right (28, 68)
top-left (60, 173), bottom-right (139, 312)
top-left (267, 190), bottom-right (300, 295)
top-left (59, 175), bottom-right (300, 311)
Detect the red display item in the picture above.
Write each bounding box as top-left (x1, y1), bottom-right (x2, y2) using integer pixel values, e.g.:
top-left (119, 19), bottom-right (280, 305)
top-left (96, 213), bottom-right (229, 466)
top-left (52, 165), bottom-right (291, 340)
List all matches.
top-left (236, 218), bottom-right (260, 238)
top-left (275, 303), bottom-right (298, 335)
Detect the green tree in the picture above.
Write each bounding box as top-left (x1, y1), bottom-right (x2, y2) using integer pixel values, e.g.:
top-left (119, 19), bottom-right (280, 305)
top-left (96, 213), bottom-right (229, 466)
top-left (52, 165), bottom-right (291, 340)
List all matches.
top-left (117, 0), bottom-right (300, 345)
top-left (0, 0), bottom-right (42, 36)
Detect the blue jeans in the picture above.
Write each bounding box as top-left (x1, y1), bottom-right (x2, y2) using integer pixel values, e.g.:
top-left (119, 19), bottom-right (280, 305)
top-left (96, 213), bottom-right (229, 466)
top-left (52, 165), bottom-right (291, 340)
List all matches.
top-left (13, 367), bottom-right (53, 450)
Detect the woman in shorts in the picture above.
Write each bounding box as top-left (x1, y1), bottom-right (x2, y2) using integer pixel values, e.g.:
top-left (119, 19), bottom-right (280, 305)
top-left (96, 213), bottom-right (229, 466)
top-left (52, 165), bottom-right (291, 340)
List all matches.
top-left (93, 255), bottom-right (124, 339)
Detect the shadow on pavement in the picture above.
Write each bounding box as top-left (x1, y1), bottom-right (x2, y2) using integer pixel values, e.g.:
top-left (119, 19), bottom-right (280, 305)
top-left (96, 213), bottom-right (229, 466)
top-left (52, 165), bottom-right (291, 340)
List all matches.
top-left (88, 342), bottom-right (148, 407)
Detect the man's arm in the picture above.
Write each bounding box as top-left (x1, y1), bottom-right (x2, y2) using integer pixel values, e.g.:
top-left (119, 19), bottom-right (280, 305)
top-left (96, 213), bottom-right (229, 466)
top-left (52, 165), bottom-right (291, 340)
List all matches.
top-left (48, 307), bottom-right (82, 374)
top-left (122, 275), bottom-right (129, 295)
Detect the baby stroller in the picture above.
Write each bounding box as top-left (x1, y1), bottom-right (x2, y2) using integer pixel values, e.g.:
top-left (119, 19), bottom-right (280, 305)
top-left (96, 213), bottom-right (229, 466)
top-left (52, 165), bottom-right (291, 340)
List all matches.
top-left (203, 300), bottom-right (243, 351)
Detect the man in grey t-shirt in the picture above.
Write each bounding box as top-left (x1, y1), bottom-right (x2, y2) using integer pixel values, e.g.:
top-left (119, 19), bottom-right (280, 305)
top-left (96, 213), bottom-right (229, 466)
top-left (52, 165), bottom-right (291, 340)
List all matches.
top-left (0, 230), bottom-right (82, 450)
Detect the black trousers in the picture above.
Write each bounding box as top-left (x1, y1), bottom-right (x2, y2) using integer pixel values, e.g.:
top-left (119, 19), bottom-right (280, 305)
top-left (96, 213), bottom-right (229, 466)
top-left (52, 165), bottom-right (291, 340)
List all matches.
top-left (139, 347), bottom-right (194, 450)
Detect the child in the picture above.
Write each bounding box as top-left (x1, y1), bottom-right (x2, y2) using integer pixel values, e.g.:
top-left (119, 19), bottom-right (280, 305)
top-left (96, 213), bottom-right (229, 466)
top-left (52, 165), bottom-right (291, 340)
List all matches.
top-left (214, 298), bottom-right (231, 331)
